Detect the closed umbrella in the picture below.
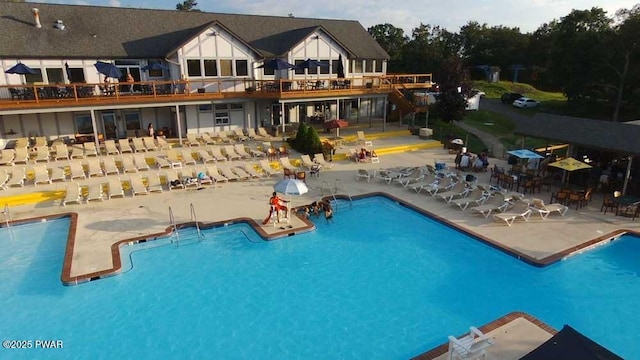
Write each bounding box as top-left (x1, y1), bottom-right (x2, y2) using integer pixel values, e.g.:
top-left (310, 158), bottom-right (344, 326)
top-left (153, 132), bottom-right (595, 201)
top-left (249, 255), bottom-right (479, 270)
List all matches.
top-left (94, 61), bottom-right (122, 79)
top-left (273, 179), bottom-right (309, 221)
top-left (5, 63), bottom-right (37, 75)
top-left (336, 54), bottom-right (345, 79)
top-left (324, 119), bottom-right (349, 137)
top-left (65, 62), bottom-right (73, 83)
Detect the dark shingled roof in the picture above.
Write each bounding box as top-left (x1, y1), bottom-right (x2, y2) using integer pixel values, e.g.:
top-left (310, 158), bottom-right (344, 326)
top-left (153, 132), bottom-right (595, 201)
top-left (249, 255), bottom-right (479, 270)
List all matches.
top-left (0, 2), bottom-right (389, 60)
top-left (515, 113), bottom-right (640, 156)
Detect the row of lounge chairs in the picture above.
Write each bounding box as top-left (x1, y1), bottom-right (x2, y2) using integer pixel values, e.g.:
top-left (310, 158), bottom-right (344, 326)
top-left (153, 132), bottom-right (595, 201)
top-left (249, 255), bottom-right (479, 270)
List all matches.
top-left (185, 127), bottom-right (276, 147)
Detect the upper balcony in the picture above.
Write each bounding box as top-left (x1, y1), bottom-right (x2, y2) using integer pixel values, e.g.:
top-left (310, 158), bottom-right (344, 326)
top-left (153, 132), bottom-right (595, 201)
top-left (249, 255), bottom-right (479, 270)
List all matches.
top-left (0, 74), bottom-right (433, 112)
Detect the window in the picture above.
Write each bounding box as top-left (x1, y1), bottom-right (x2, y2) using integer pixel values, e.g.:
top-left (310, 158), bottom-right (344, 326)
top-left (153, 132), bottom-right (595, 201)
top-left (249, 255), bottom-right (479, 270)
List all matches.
top-left (46, 68), bottom-right (64, 83)
top-left (294, 60), bottom-right (305, 75)
top-left (198, 104), bottom-right (213, 112)
top-left (230, 103), bottom-right (243, 110)
top-left (24, 69), bottom-right (43, 84)
top-left (308, 62), bottom-right (318, 75)
top-left (331, 60), bottom-right (340, 75)
top-left (319, 59), bottom-right (330, 74)
top-left (204, 60), bottom-right (217, 76)
top-left (124, 112), bottom-right (141, 130)
top-left (219, 60), bottom-right (232, 77)
top-left (235, 60), bottom-right (248, 76)
top-left (187, 60), bottom-right (201, 77)
top-left (147, 60), bottom-right (164, 78)
top-left (375, 60), bottom-right (383, 73)
top-left (67, 68), bottom-right (85, 83)
top-left (215, 112), bottom-right (229, 125)
top-left (353, 60), bottom-right (363, 73)
top-left (263, 67), bottom-right (275, 76)
top-left (75, 114), bottom-right (93, 134)
top-left (215, 104), bottom-right (228, 111)
top-left (365, 60), bottom-right (373, 73)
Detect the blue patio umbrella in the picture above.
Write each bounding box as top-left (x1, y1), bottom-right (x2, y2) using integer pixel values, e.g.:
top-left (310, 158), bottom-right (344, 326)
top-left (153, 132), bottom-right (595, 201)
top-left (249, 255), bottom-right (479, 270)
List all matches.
top-left (506, 149), bottom-right (544, 159)
top-left (141, 63), bottom-right (169, 71)
top-left (296, 58), bottom-right (329, 70)
top-left (256, 58), bottom-right (296, 70)
top-left (94, 61), bottom-right (122, 79)
top-left (5, 63), bottom-right (37, 75)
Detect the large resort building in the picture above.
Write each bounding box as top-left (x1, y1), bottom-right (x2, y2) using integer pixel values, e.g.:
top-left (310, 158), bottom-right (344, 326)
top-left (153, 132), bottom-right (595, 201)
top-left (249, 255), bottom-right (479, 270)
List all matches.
top-left (0, 2), bottom-right (430, 148)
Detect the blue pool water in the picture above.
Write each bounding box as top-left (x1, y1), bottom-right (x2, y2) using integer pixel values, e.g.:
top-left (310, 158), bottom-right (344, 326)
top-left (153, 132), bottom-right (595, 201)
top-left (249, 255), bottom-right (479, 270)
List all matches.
top-left (1, 196), bottom-right (639, 359)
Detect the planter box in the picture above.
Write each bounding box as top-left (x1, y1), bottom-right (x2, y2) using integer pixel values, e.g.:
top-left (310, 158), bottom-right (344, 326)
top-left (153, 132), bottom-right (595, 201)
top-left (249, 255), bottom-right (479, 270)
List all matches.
top-left (419, 128), bottom-right (433, 139)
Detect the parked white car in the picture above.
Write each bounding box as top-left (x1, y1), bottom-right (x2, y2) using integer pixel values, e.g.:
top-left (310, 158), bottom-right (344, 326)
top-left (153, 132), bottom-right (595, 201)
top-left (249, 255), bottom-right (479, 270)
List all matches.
top-left (513, 97), bottom-right (539, 108)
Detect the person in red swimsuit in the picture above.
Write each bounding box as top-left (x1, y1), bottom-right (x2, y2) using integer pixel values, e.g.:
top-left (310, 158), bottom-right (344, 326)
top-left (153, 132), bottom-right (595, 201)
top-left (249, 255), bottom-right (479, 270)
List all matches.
top-left (262, 192), bottom-right (289, 224)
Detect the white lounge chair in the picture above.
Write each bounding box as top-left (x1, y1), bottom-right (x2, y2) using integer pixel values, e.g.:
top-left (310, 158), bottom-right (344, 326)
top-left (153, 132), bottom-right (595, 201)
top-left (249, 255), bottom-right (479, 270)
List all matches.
top-left (205, 165), bottom-right (229, 184)
top-left (223, 145), bottom-right (242, 161)
top-left (156, 136), bottom-right (171, 150)
top-left (231, 166), bottom-right (252, 180)
top-left (201, 133), bottom-right (218, 145)
top-left (130, 175), bottom-right (149, 196)
top-left (300, 154), bottom-right (316, 170)
top-left (165, 170), bottom-right (185, 190)
top-left (373, 170), bottom-right (395, 185)
top-left (13, 147), bottom-right (30, 164)
top-left (244, 163), bottom-right (263, 178)
top-left (194, 168), bottom-right (213, 186)
top-left (259, 160), bottom-right (278, 177)
top-left (472, 194), bottom-right (508, 218)
top-left (279, 156), bottom-right (298, 171)
top-left (120, 155), bottom-right (138, 173)
top-left (180, 149), bottom-right (197, 165)
top-left (83, 142), bottom-right (98, 157)
top-left (530, 198), bottom-right (569, 219)
top-left (86, 183), bottom-right (104, 202)
top-left (146, 173), bottom-right (164, 193)
top-left (450, 188), bottom-right (486, 211)
top-left (208, 146), bottom-right (227, 162)
top-left (232, 128), bottom-right (249, 142)
top-left (447, 326), bottom-right (494, 360)
top-left (132, 137), bottom-right (148, 152)
top-left (493, 200), bottom-right (532, 226)
top-left (356, 169), bottom-right (371, 182)
top-left (133, 153), bottom-right (151, 171)
top-left (62, 182), bottom-right (83, 206)
top-left (69, 161), bottom-right (86, 180)
top-left (107, 177), bottom-right (126, 199)
top-left (166, 149), bottom-right (182, 166)
top-left (33, 165), bottom-right (51, 185)
top-left (54, 144), bottom-right (69, 161)
top-left (70, 144), bottom-right (85, 159)
top-left (258, 127), bottom-right (275, 140)
top-left (423, 177), bottom-right (454, 196)
top-left (87, 158), bottom-right (104, 177)
top-left (0, 169), bottom-right (9, 189)
top-left (313, 153), bottom-right (332, 169)
top-left (102, 157), bottom-right (120, 175)
top-left (392, 169), bottom-right (424, 187)
top-left (186, 133), bottom-right (202, 147)
top-left (218, 166), bottom-right (240, 181)
top-left (7, 168), bottom-right (25, 187)
top-left (197, 149), bottom-right (216, 164)
top-left (118, 139), bottom-right (134, 153)
top-left (408, 174), bottom-right (438, 193)
top-left (247, 128), bottom-right (265, 141)
top-left (216, 131), bottom-right (234, 143)
top-left (0, 149), bottom-right (15, 166)
top-left (49, 166), bottom-right (67, 182)
top-left (143, 137), bottom-right (158, 151)
top-left (104, 140), bottom-right (120, 155)
top-left (233, 144), bottom-right (252, 159)
top-left (435, 182), bottom-right (469, 203)
top-left (155, 156), bottom-right (172, 169)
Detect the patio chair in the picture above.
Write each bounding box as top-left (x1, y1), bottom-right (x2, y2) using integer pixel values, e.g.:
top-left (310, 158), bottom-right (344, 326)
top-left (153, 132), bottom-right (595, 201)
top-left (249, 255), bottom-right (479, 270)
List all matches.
top-left (356, 169), bottom-right (371, 182)
top-left (142, 137), bottom-right (158, 151)
top-left (450, 188), bottom-right (487, 211)
top-left (447, 326), bottom-right (494, 360)
top-left (133, 153), bottom-right (151, 171)
top-left (180, 149), bottom-right (197, 166)
top-left (102, 157), bottom-right (120, 175)
top-left (62, 182), bottom-right (83, 206)
top-left (118, 139), bottom-right (134, 154)
top-left (13, 147), bottom-right (30, 164)
top-left (208, 146), bottom-right (228, 162)
top-left (313, 153), bottom-right (333, 169)
top-left (233, 144), bottom-right (252, 159)
top-left (129, 175), bottom-right (149, 196)
top-left (0, 149), bottom-right (15, 166)
top-left (83, 142), bottom-right (98, 157)
top-left (120, 155), bottom-right (138, 173)
top-left (104, 140), bottom-right (120, 155)
top-left (493, 200), bottom-right (532, 226)
top-left (205, 165), bottom-right (229, 184)
top-left (49, 166), bottom-right (67, 182)
top-left (54, 144), bottom-right (69, 161)
top-left (132, 137), bottom-right (147, 152)
top-left (34, 165), bottom-right (52, 185)
top-left (146, 173), bottom-right (164, 193)
top-left (471, 193), bottom-right (508, 218)
top-left (86, 183), bottom-right (104, 203)
top-left (218, 165), bottom-right (240, 181)
top-left (600, 195), bottom-right (619, 215)
top-left (259, 160), bottom-right (279, 177)
top-left (86, 158), bottom-right (105, 177)
top-left (223, 145), bottom-right (242, 161)
top-left (107, 177), bottom-right (126, 199)
top-left (7, 168), bottom-right (26, 187)
top-left (70, 144), bottom-right (85, 159)
top-left (300, 155), bottom-right (316, 170)
top-left (69, 161), bottom-right (86, 180)
top-left (530, 198), bottom-right (569, 219)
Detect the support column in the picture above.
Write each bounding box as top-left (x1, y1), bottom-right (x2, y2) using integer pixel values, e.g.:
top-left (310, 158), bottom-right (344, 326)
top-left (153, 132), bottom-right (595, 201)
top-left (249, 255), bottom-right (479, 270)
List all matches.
top-left (90, 109), bottom-right (100, 152)
top-left (280, 102), bottom-right (285, 133)
top-left (175, 105), bottom-right (183, 145)
top-left (383, 97), bottom-right (387, 132)
top-left (623, 156), bottom-right (633, 195)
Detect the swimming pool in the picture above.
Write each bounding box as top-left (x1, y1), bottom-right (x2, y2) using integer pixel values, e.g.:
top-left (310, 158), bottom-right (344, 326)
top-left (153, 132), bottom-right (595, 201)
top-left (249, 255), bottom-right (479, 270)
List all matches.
top-left (1, 196), bottom-right (638, 359)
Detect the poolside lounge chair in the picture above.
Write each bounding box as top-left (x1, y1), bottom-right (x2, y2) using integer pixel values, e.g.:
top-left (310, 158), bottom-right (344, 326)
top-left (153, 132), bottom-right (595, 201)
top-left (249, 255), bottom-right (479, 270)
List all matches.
top-left (313, 153), bottom-right (331, 169)
top-left (132, 137), bottom-right (148, 152)
top-left (356, 169), bottom-right (371, 182)
top-left (49, 166), bottom-right (67, 182)
top-left (69, 161), bottom-right (86, 180)
top-left (70, 144), bottom-right (85, 159)
top-left (357, 131), bottom-right (373, 147)
top-left (208, 146), bottom-right (227, 162)
top-left (231, 166), bottom-right (252, 180)
top-left (86, 183), bottom-right (104, 202)
top-left (247, 128), bottom-right (265, 141)
top-left (13, 147), bottom-right (30, 164)
top-left (216, 131), bottom-right (234, 143)
top-left (120, 155), bottom-right (138, 173)
top-left (130, 175), bottom-right (149, 196)
top-left (249, 146), bottom-right (266, 158)
top-left (166, 149), bottom-right (182, 166)
top-left (393, 169), bottom-right (424, 187)
top-left (471, 193), bottom-right (508, 218)
top-left (373, 170), bottom-right (395, 185)
top-left (107, 177), bottom-right (126, 199)
top-left (34, 137), bottom-right (47, 148)
top-left (7, 168), bottom-right (25, 187)
top-left (62, 182), bottom-right (83, 206)
top-left (232, 128), bottom-right (249, 142)
top-left (447, 326), bottom-right (494, 360)
top-left (165, 170), bottom-right (185, 190)
top-left (180, 169), bottom-right (200, 189)
top-left (54, 144), bottom-right (69, 161)
top-left (233, 144), bottom-right (252, 159)
top-left (279, 157), bottom-right (298, 171)
top-left (34, 165), bottom-right (52, 185)
top-left (243, 163), bottom-right (263, 178)
top-left (192, 168), bottom-right (213, 186)
top-left (530, 198), bottom-right (569, 219)
top-left (83, 142), bottom-right (98, 157)
top-left (142, 137), bottom-right (158, 152)
top-left (146, 173), bottom-right (164, 193)
top-left (493, 200), bottom-right (532, 226)
top-left (258, 127), bottom-right (275, 140)
top-left (218, 165), bottom-right (240, 181)
top-left (300, 155), bottom-right (316, 170)
top-left (408, 174), bottom-right (438, 193)
top-left (195, 149), bottom-right (215, 164)
top-left (86, 158), bottom-right (104, 177)
top-left (201, 133), bottom-right (218, 145)
top-left (118, 139), bottom-right (134, 154)
top-left (205, 165), bottom-right (229, 184)
top-left (102, 157), bottom-right (120, 175)
top-left (0, 169), bottom-right (8, 190)
top-left (133, 153), bottom-right (151, 171)
top-left (259, 160), bottom-right (278, 177)
top-left (423, 176), bottom-right (454, 196)
top-left (0, 149), bottom-right (15, 166)
top-left (186, 133), bottom-right (202, 147)
top-left (436, 182), bottom-right (469, 203)
top-left (155, 136), bottom-right (171, 150)
top-left (180, 149), bottom-right (197, 166)
top-left (104, 140), bottom-right (120, 155)
top-left (450, 188), bottom-right (486, 211)
top-left (223, 145), bottom-right (242, 161)
top-left (155, 156), bottom-right (172, 169)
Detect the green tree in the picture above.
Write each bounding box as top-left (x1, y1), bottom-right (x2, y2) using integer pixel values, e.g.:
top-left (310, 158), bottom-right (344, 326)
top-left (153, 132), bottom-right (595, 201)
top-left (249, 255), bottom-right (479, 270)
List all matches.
top-left (431, 56), bottom-right (470, 124)
top-left (176, 0), bottom-right (201, 11)
top-left (608, 5), bottom-right (640, 121)
top-left (304, 127), bottom-right (323, 155)
top-left (368, 24), bottom-right (408, 67)
top-left (293, 123), bottom-right (309, 152)
top-left (402, 24), bottom-right (461, 79)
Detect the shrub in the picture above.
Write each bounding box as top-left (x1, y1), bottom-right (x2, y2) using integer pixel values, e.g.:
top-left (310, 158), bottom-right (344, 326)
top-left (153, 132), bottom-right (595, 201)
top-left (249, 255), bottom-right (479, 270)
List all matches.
top-left (304, 126), bottom-right (323, 155)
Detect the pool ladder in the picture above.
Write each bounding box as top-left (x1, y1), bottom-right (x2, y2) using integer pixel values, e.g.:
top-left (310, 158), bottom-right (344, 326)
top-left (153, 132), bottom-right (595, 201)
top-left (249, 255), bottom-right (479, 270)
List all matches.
top-left (2, 204), bottom-right (15, 242)
top-left (168, 203), bottom-right (204, 247)
top-left (320, 179), bottom-right (352, 212)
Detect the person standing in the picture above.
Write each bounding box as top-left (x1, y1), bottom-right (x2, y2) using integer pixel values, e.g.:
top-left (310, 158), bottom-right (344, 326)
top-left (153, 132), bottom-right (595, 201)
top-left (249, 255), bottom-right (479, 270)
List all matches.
top-left (147, 123), bottom-right (155, 138)
top-left (126, 72), bottom-right (134, 93)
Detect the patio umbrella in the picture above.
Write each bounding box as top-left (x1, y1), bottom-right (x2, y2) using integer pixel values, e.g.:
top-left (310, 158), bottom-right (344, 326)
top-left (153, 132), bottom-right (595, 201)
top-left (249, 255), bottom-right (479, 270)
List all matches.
top-left (520, 325), bottom-right (623, 360)
top-left (336, 54), bottom-right (345, 79)
top-left (5, 63), bottom-right (37, 75)
top-left (273, 179), bottom-right (309, 220)
top-left (65, 62), bottom-right (73, 83)
top-left (324, 119), bottom-right (349, 137)
top-left (296, 58), bottom-right (330, 70)
top-left (94, 61), bottom-right (122, 79)
top-left (256, 58), bottom-right (296, 70)
top-left (141, 63), bottom-right (169, 71)
top-left (548, 157), bottom-right (592, 184)
top-left (507, 149), bottom-right (544, 159)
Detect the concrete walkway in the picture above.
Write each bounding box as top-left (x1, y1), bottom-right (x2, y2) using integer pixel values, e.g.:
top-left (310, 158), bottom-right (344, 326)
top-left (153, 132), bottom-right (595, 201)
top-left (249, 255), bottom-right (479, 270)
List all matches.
top-left (453, 120), bottom-right (505, 159)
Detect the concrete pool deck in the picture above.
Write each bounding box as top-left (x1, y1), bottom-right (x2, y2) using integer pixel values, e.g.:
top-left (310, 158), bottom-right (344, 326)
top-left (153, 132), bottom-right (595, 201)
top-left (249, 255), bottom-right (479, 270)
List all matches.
top-left (1, 129), bottom-right (637, 358)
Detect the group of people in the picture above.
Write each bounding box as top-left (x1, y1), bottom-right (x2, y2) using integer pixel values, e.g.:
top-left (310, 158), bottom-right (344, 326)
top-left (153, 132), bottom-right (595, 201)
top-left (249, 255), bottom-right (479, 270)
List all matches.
top-left (261, 192), bottom-right (334, 225)
top-left (455, 150), bottom-right (489, 172)
top-left (356, 148), bottom-right (378, 162)
top-left (301, 200), bottom-right (333, 221)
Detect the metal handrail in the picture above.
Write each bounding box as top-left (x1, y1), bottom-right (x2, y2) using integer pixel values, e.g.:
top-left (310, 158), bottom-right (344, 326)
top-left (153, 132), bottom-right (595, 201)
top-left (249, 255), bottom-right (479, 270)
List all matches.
top-left (169, 206), bottom-right (180, 247)
top-left (190, 203), bottom-right (204, 241)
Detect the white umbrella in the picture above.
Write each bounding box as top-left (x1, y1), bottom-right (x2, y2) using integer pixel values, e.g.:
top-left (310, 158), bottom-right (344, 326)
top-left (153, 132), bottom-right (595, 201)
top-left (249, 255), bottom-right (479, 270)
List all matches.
top-left (451, 138), bottom-right (464, 145)
top-left (273, 179), bottom-right (308, 221)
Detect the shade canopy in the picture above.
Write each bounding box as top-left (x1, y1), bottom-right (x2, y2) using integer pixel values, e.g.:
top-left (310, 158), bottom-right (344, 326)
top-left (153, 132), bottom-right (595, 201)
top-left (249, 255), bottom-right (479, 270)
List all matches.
top-left (548, 157), bottom-right (592, 172)
top-left (296, 58), bottom-right (329, 69)
top-left (507, 149), bottom-right (544, 159)
top-left (94, 61), bottom-right (122, 78)
top-left (324, 119), bottom-right (349, 130)
top-left (257, 58), bottom-right (296, 70)
top-left (141, 63), bottom-right (169, 71)
top-left (520, 325), bottom-right (623, 360)
top-left (5, 63), bottom-right (37, 75)
top-left (273, 179), bottom-right (308, 196)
